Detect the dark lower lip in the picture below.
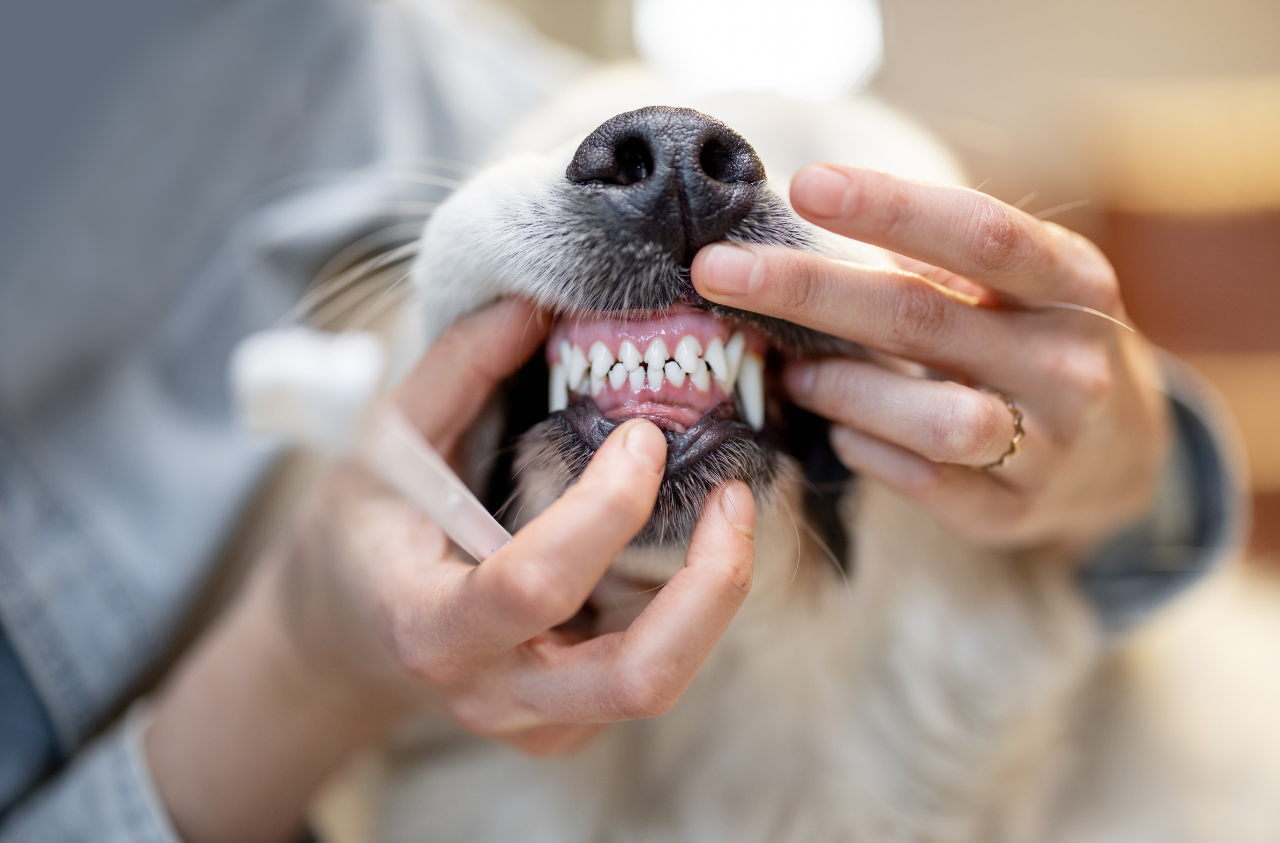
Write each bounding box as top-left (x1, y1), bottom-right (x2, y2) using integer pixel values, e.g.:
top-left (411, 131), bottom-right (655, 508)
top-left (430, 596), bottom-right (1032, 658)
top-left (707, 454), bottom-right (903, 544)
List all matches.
top-left (561, 396), bottom-right (763, 476)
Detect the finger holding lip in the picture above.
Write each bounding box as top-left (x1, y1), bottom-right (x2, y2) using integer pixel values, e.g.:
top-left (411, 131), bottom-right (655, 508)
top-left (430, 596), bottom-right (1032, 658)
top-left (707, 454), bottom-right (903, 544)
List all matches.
top-left (454, 419), bottom-right (667, 653)
top-left (693, 242), bottom-right (1116, 428)
top-left (693, 243), bottom-right (1029, 391)
top-left (787, 164), bottom-right (1120, 313)
top-left (504, 482), bottom-right (755, 725)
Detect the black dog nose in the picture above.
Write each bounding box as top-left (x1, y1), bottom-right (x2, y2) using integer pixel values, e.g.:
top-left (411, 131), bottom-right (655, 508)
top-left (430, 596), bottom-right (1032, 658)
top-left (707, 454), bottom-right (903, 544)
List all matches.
top-left (566, 106), bottom-right (766, 265)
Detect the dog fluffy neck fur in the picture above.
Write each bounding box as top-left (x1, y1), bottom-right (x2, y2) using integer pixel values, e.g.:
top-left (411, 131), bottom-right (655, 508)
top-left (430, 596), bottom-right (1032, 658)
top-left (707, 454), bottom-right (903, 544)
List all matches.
top-left (375, 474), bottom-right (1097, 843)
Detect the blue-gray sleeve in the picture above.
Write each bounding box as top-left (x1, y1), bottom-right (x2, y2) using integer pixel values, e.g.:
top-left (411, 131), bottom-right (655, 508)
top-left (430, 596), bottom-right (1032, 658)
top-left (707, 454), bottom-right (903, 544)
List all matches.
top-left (0, 627), bottom-right (60, 818)
top-left (1078, 357), bottom-right (1246, 634)
top-left (0, 706), bottom-right (180, 843)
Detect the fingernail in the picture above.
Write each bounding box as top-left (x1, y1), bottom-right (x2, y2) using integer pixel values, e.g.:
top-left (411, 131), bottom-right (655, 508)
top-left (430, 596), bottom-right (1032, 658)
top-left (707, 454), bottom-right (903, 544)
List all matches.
top-left (623, 419), bottom-right (667, 475)
top-left (697, 244), bottom-right (759, 297)
top-left (791, 165), bottom-right (851, 218)
top-left (719, 482), bottom-right (755, 540)
top-left (785, 361), bottom-right (816, 397)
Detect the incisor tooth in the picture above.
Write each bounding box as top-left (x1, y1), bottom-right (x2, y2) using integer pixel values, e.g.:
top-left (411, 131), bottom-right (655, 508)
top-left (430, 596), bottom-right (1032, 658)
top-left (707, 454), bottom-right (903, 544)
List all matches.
top-left (608, 362), bottom-right (627, 390)
top-left (664, 360), bottom-right (686, 387)
top-left (644, 337), bottom-right (668, 373)
top-left (567, 344), bottom-right (589, 390)
top-left (619, 340), bottom-right (642, 372)
top-left (590, 374), bottom-right (604, 396)
top-left (589, 341), bottom-right (614, 379)
top-left (674, 335), bottom-right (702, 374)
top-left (737, 352), bottom-right (764, 430)
top-left (724, 332), bottom-right (746, 386)
top-left (648, 362), bottom-right (664, 390)
top-left (628, 366), bottom-right (645, 392)
top-left (549, 362), bottom-right (569, 412)
top-left (704, 336), bottom-right (729, 385)
top-left (690, 358), bottom-right (711, 392)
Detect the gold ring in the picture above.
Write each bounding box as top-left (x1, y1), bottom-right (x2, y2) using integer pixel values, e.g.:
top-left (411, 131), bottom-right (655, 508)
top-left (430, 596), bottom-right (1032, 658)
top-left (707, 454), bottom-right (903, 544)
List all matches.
top-left (976, 388), bottom-right (1024, 472)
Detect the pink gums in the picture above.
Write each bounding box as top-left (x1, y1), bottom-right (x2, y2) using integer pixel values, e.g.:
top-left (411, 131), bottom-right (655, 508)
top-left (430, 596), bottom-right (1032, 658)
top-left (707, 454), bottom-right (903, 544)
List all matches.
top-left (547, 306), bottom-right (768, 432)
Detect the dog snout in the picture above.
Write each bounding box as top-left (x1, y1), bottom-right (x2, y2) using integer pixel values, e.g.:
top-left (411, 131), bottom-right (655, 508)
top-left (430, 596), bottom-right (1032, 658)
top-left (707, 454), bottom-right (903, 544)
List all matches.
top-left (566, 106), bottom-right (766, 265)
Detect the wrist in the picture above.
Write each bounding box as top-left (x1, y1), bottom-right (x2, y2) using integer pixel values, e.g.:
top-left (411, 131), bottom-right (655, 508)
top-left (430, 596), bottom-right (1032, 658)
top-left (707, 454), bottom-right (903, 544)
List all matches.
top-left (146, 561), bottom-right (406, 843)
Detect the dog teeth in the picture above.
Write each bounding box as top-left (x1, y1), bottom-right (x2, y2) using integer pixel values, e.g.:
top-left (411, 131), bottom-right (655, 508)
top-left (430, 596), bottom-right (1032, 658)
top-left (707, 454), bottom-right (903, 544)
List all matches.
top-left (689, 358), bottom-right (711, 392)
top-left (724, 332), bottom-right (746, 386)
top-left (589, 341), bottom-right (615, 379)
top-left (648, 362), bottom-right (664, 390)
top-left (566, 344), bottom-right (590, 391)
top-left (549, 362), bottom-right (569, 412)
top-left (608, 361), bottom-right (627, 390)
top-left (737, 352), bottom-right (765, 431)
top-left (644, 337), bottom-right (668, 373)
top-left (704, 336), bottom-right (729, 386)
top-left (619, 340), bottom-right (642, 372)
top-left (554, 333), bottom-right (765, 428)
top-left (674, 335), bottom-right (702, 374)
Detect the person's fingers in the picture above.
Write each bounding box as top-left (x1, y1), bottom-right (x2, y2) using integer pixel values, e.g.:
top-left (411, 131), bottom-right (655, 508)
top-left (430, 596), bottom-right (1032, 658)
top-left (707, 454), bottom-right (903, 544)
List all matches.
top-left (693, 244), bottom-right (1012, 385)
top-left (826, 425), bottom-right (1042, 546)
top-left (394, 298), bottom-right (548, 451)
top-left (786, 359), bottom-right (1016, 466)
top-left (505, 482), bottom-right (756, 724)
top-left (787, 164), bottom-right (1120, 311)
top-left (453, 420), bottom-right (668, 651)
top-left (692, 243), bottom-right (1117, 422)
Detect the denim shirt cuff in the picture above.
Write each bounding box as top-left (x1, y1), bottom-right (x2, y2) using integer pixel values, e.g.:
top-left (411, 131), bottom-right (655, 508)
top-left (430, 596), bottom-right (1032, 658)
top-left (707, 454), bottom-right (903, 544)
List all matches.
top-left (0, 703), bottom-right (180, 843)
top-left (1078, 353), bottom-right (1249, 635)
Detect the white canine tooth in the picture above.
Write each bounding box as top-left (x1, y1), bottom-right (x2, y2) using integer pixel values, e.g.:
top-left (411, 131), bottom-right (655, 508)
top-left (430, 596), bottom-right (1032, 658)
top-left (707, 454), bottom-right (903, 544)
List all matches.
top-left (608, 362), bottom-right (627, 390)
top-left (559, 340), bottom-right (572, 367)
top-left (690, 358), bottom-right (711, 392)
top-left (629, 366), bottom-right (646, 392)
top-left (619, 340), bottom-right (642, 372)
top-left (664, 360), bottom-right (686, 387)
top-left (674, 335), bottom-right (703, 374)
top-left (644, 337), bottom-right (669, 373)
top-left (737, 352), bottom-right (765, 431)
top-left (704, 336), bottom-right (729, 386)
top-left (567, 344), bottom-right (589, 391)
top-left (648, 362), bottom-right (664, 390)
top-left (549, 362), bottom-right (569, 412)
top-left (589, 341), bottom-right (615, 379)
top-left (724, 332), bottom-right (746, 387)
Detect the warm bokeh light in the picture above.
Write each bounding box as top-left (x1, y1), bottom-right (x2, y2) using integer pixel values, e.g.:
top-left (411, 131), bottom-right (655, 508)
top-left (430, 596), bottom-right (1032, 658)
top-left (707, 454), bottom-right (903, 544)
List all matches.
top-left (633, 0), bottom-right (883, 100)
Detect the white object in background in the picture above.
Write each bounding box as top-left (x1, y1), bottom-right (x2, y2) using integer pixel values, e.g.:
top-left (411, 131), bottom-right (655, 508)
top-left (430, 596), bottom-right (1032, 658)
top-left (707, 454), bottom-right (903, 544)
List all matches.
top-left (633, 0), bottom-right (883, 101)
top-left (231, 326), bottom-right (512, 562)
top-left (232, 327), bottom-right (387, 455)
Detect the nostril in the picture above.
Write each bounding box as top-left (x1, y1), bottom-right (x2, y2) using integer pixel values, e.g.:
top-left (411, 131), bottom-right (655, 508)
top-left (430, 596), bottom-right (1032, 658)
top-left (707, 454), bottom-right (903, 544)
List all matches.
top-left (698, 135), bottom-right (765, 184)
top-left (615, 137), bottom-right (654, 185)
top-left (566, 133), bottom-right (656, 187)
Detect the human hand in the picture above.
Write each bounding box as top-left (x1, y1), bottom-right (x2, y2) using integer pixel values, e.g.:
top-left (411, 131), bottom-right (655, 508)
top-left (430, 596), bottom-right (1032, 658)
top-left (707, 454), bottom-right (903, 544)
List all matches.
top-left (279, 299), bottom-right (756, 756)
top-left (691, 165), bottom-right (1169, 552)
top-left (147, 299), bottom-right (754, 842)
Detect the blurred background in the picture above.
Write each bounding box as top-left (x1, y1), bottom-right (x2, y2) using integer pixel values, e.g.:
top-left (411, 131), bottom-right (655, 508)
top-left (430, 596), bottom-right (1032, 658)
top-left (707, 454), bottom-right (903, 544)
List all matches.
top-left (1, 0), bottom-right (1277, 559)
